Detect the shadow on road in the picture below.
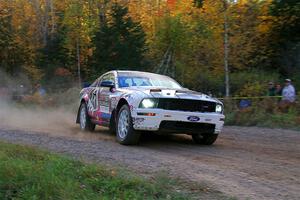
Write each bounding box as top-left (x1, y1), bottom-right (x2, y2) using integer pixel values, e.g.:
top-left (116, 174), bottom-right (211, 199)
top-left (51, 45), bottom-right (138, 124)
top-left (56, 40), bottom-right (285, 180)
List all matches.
top-left (92, 127), bottom-right (217, 148)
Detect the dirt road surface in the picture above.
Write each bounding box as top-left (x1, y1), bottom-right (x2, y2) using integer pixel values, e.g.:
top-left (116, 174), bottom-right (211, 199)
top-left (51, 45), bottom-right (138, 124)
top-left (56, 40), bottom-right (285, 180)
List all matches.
top-left (0, 126), bottom-right (299, 200)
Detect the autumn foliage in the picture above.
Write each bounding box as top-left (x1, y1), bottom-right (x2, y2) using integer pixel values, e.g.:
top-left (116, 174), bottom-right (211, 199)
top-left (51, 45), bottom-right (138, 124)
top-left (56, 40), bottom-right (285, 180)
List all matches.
top-left (0, 0), bottom-right (299, 96)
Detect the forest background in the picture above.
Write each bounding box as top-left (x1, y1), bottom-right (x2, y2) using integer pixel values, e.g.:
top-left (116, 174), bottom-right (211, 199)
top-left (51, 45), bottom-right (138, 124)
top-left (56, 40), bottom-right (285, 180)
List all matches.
top-left (0, 0), bottom-right (299, 97)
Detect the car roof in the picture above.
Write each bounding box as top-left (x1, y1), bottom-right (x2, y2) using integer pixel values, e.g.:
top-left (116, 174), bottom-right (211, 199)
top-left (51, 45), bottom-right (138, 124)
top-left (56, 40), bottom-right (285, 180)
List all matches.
top-left (114, 70), bottom-right (168, 77)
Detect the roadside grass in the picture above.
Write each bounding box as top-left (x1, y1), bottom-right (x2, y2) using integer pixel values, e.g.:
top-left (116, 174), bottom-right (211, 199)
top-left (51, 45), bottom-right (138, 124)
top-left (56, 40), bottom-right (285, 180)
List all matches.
top-left (225, 110), bottom-right (300, 130)
top-left (0, 141), bottom-right (234, 200)
top-left (224, 99), bottom-right (300, 130)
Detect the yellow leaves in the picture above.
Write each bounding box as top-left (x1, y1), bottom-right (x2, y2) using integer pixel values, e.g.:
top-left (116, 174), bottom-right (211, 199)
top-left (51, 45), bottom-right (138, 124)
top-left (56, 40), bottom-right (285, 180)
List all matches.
top-left (168, 0), bottom-right (195, 16)
top-left (239, 81), bottom-right (265, 97)
top-left (22, 65), bottom-right (44, 83)
top-left (1, 0), bottom-right (286, 92)
top-left (257, 19), bottom-right (273, 34)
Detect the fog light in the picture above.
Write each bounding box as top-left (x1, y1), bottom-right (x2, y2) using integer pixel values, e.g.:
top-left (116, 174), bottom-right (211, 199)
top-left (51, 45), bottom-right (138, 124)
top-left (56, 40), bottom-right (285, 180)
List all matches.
top-left (137, 112), bottom-right (156, 116)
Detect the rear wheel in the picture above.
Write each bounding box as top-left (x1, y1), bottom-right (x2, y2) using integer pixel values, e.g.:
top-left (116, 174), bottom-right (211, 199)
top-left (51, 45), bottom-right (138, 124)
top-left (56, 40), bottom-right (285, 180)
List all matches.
top-left (116, 104), bottom-right (140, 145)
top-left (192, 133), bottom-right (218, 145)
top-left (79, 103), bottom-right (95, 132)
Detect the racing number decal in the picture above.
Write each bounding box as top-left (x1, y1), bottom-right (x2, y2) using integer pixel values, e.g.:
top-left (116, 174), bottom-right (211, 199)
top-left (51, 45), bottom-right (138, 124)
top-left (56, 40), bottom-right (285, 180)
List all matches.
top-left (87, 88), bottom-right (99, 114)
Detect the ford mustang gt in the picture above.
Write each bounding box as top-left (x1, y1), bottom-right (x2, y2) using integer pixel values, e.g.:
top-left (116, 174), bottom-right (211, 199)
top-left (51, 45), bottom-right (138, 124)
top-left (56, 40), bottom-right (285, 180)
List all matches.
top-left (76, 71), bottom-right (224, 145)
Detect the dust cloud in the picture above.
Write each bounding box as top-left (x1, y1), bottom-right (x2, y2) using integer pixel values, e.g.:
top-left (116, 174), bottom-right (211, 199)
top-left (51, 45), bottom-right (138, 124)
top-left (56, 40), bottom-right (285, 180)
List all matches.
top-left (0, 71), bottom-right (113, 141)
top-left (0, 97), bottom-right (113, 141)
top-left (0, 100), bottom-right (74, 133)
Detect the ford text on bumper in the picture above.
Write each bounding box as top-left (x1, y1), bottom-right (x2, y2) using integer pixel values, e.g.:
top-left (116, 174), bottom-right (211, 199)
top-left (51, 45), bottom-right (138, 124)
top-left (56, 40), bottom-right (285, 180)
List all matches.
top-left (132, 109), bottom-right (224, 134)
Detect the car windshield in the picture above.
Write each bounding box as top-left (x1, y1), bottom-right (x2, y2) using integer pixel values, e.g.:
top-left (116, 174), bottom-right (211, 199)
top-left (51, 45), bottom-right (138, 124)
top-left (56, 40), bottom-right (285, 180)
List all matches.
top-left (117, 72), bottom-right (182, 89)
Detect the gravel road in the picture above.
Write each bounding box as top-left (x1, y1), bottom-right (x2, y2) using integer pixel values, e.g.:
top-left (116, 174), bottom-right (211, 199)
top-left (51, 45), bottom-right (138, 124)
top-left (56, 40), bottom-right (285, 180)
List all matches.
top-left (0, 126), bottom-right (299, 200)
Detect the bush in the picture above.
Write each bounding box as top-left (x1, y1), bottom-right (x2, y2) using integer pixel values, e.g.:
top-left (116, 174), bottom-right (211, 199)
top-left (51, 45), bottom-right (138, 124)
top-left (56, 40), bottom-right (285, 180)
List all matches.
top-left (182, 69), bottom-right (280, 97)
top-left (224, 98), bottom-right (300, 129)
top-left (230, 70), bottom-right (280, 97)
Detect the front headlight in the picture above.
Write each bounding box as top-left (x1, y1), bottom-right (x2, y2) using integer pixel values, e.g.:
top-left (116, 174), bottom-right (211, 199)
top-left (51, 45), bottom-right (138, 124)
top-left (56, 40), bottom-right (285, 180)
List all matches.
top-left (139, 98), bottom-right (158, 108)
top-left (215, 104), bottom-right (223, 113)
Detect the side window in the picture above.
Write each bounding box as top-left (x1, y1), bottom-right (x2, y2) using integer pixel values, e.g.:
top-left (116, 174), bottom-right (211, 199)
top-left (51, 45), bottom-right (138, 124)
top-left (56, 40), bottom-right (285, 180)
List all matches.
top-left (98, 73), bottom-right (115, 87)
top-left (90, 78), bottom-right (99, 87)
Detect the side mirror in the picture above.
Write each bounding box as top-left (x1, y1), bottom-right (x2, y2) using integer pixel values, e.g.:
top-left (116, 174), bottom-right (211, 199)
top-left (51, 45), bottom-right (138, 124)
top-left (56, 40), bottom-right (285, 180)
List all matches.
top-left (100, 81), bottom-right (115, 92)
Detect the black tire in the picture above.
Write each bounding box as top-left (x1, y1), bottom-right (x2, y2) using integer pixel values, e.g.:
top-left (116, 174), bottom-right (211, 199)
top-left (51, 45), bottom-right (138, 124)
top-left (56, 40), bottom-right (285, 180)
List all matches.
top-left (192, 133), bottom-right (218, 145)
top-left (108, 111), bottom-right (116, 134)
top-left (116, 104), bottom-right (140, 145)
top-left (79, 102), bottom-right (95, 132)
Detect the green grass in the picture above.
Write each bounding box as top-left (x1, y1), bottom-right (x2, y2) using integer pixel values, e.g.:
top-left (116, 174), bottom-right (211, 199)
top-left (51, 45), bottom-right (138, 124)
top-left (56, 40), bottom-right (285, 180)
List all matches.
top-left (0, 142), bottom-right (184, 199)
top-left (0, 141), bottom-right (233, 200)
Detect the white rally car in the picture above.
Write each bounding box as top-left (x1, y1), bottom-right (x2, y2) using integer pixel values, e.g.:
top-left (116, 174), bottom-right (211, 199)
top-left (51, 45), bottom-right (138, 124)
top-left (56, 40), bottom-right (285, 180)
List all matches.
top-left (76, 70), bottom-right (225, 145)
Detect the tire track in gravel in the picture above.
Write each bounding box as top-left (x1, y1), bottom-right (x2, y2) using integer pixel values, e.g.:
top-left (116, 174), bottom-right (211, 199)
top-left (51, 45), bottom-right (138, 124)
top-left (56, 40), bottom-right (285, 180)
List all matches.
top-left (0, 126), bottom-right (299, 200)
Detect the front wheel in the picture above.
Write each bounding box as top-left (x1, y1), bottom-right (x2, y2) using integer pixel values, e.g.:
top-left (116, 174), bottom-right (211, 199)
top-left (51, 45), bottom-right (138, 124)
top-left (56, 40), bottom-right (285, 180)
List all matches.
top-left (192, 133), bottom-right (218, 145)
top-left (79, 103), bottom-right (95, 132)
top-left (116, 104), bottom-right (140, 145)
top-left (108, 111), bottom-right (116, 134)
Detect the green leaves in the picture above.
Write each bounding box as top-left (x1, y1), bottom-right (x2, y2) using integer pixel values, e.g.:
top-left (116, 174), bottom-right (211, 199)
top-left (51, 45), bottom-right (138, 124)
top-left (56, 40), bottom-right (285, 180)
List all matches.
top-left (91, 3), bottom-right (146, 75)
top-left (1, 0), bottom-right (299, 95)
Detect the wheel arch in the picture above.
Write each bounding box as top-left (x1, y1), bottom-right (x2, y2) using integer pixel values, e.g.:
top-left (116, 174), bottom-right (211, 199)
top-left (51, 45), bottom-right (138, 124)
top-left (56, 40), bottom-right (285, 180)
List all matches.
top-left (112, 98), bottom-right (129, 122)
top-left (76, 99), bottom-right (86, 124)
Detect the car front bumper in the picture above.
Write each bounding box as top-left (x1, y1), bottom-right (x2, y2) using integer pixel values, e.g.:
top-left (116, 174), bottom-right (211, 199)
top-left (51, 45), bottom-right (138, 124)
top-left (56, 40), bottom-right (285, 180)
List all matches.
top-left (131, 108), bottom-right (225, 134)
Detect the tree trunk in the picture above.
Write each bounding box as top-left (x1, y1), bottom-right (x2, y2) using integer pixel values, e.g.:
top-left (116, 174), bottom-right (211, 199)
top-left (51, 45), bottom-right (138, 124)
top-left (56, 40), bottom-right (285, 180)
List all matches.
top-left (31, 0), bottom-right (43, 44)
top-left (98, 0), bottom-right (108, 25)
top-left (76, 37), bottom-right (81, 88)
top-left (223, 1), bottom-right (230, 97)
top-left (43, 0), bottom-right (50, 45)
top-left (50, 0), bottom-right (55, 36)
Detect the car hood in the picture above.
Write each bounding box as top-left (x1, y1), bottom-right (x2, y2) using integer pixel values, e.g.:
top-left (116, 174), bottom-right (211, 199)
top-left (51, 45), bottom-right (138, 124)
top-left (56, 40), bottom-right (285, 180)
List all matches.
top-left (120, 87), bottom-right (222, 104)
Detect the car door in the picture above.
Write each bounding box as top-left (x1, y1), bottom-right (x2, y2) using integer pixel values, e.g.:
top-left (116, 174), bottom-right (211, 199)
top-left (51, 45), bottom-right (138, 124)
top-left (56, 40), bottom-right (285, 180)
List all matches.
top-left (86, 78), bottom-right (101, 120)
top-left (98, 73), bottom-right (115, 125)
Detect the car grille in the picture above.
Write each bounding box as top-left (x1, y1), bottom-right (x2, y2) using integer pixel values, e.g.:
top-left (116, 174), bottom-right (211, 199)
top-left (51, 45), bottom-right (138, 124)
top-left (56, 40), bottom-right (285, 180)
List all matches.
top-left (157, 98), bottom-right (216, 113)
top-left (159, 121), bottom-right (215, 134)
